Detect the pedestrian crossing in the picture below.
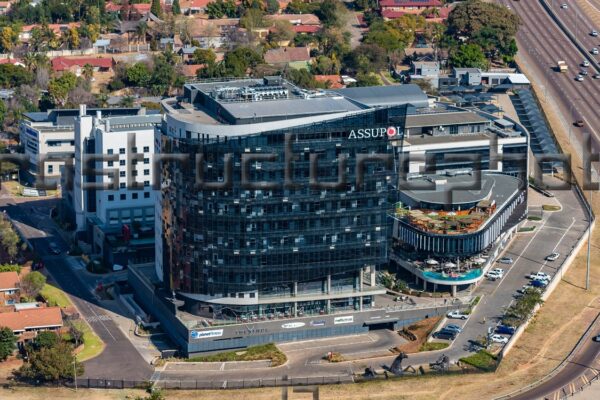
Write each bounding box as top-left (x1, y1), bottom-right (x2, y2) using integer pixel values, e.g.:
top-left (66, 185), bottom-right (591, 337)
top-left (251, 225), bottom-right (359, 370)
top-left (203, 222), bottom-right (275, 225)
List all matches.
top-left (85, 314), bottom-right (112, 323)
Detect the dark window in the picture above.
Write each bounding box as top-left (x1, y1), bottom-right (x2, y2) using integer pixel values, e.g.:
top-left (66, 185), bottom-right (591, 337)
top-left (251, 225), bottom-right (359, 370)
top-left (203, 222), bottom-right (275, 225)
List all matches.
top-left (144, 192), bottom-right (150, 198)
top-left (132, 147), bottom-right (137, 153)
top-left (144, 169), bottom-right (149, 175)
top-left (132, 193), bottom-right (138, 199)
top-left (119, 182), bottom-right (126, 188)
top-left (119, 171), bottom-right (126, 177)
top-left (143, 146), bottom-right (149, 152)
top-left (107, 161), bottom-right (114, 167)
top-left (108, 195), bottom-right (114, 201)
top-left (120, 194), bottom-right (126, 200)
top-left (143, 158), bottom-right (149, 164)
top-left (119, 148), bottom-right (125, 154)
top-left (119, 160), bottom-right (126, 166)
top-left (107, 149), bottom-right (113, 155)
top-left (144, 180), bottom-right (150, 187)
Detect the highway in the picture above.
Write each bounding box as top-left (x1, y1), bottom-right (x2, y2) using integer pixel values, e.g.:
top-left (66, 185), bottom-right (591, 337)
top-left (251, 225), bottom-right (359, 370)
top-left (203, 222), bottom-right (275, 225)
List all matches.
top-left (498, 0), bottom-right (600, 155)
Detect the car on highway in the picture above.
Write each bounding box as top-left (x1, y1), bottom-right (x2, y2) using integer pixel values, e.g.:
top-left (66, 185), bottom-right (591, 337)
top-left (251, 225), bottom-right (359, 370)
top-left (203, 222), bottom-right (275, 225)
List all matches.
top-left (594, 74), bottom-right (600, 79)
top-left (592, 30), bottom-right (599, 37)
top-left (490, 334), bottom-right (509, 344)
top-left (527, 272), bottom-right (552, 281)
top-left (593, 48), bottom-right (599, 55)
top-left (433, 329), bottom-right (457, 340)
top-left (495, 325), bottom-right (516, 335)
top-left (546, 252), bottom-right (560, 261)
top-left (581, 70), bottom-right (589, 76)
top-left (517, 284), bottom-right (535, 294)
top-left (574, 120), bottom-right (585, 126)
top-left (48, 242), bottom-right (61, 255)
top-left (576, 74), bottom-right (584, 81)
top-left (593, 334), bottom-right (600, 342)
top-left (560, 3), bottom-right (567, 9)
top-left (444, 324), bottom-right (463, 334)
top-left (447, 310), bottom-right (469, 320)
top-left (498, 257), bottom-right (513, 264)
top-left (583, 60), bottom-right (590, 67)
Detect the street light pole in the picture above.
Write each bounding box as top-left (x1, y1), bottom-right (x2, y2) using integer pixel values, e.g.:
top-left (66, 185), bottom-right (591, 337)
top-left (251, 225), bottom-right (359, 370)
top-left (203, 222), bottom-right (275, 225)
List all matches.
top-left (73, 360), bottom-right (78, 392)
top-left (586, 188), bottom-right (593, 290)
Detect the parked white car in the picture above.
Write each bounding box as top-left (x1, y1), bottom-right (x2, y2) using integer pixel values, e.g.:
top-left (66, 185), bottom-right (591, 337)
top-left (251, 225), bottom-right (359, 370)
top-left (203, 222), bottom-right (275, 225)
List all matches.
top-left (527, 272), bottom-right (551, 281)
top-left (546, 252), bottom-right (560, 261)
top-left (447, 310), bottom-right (469, 320)
top-left (490, 334), bottom-right (509, 344)
top-left (486, 269), bottom-right (504, 281)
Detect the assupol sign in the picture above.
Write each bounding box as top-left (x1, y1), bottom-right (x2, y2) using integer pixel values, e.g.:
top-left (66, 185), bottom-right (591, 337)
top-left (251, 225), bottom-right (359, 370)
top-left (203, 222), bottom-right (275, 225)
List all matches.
top-left (348, 126), bottom-right (402, 140)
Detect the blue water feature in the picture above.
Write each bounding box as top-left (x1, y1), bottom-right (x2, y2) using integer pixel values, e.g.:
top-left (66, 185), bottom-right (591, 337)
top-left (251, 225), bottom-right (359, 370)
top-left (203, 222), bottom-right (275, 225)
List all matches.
top-left (422, 268), bottom-right (482, 281)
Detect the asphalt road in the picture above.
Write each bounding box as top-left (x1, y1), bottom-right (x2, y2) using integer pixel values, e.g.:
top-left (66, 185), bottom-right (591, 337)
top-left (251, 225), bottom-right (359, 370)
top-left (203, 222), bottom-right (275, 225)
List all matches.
top-left (498, 0), bottom-right (600, 155)
top-left (0, 187), bottom-right (153, 381)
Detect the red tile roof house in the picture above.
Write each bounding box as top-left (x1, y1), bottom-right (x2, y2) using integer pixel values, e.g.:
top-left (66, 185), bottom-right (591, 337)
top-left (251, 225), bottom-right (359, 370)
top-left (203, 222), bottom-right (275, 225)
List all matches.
top-left (180, 0), bottom-right (211, 15)
top-left (0, 1), bottom-right (12, 15)
top-left (51, 56), bottom-right (115, 76)
top-left (382, 3), bottom-right (451, 22)
top-left (0, 271), bottom-right (19, 306)
top-left (0, 307), bottom-right (63, 337)
top-left (314, 75), bottom-right (345, 89)
top-left (264, 46), bottom-right (311, 68)
top-left (380, 0), bottom-right (442, 14)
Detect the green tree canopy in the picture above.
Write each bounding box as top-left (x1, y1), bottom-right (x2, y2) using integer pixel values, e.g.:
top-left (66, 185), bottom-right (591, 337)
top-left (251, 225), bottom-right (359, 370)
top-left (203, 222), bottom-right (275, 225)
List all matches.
top-left (21, 271), bottom-right (46, 299)
top-left (192, 48), bottom-right (217, 65)
top-left (0, 327), bottom-right (15, 361)
top-left (32, 331), bottom-right (59, 350)
top-left (0, 65), bottom-right (33, 89)
top-left (450, 43), bottom-right (488, 69)
top-left (19, 339), bottom-right (84, 382)
top-left (126, 62), bottom-right (152, 87)
top-left (172, 0), bottom-right (181, 14)
top-left (351, 72), bottom-right (381, 87)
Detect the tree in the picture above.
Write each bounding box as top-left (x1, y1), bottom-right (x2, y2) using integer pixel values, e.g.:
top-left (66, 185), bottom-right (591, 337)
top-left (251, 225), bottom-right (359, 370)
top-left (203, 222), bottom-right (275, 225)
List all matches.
top-left (126, 62), bottom-right (152, 87)
top-left (151, 0), bottom-right (162, 17)
top-left (345, 43), bottom-right (387, 74)
top-left (364, 21), bottom-right (414, 53)
top-left (19, 340), bottom-right (84, 383)
top-left (0, 100), bottom-right (6, 128)
top-left (61, 27), bottom-right (80, 49)
top-left (267, 20), bottom-right (295, 45)
top-left (192, 48), bottom-right (217, 65)
top-left (317, 0), bottom-right (345, 28)
top-left (32, 331), bottom-right (59, 350)
top-left (120, 96), bottom-right (135, 107)
top-left (68, 322), bottom-right (84, 347)
top-left (0, 65), bottom-right (33, 88)
top-left (0, 327), bottom-right (15, 361)
top-left (47, 72), bottom-right (77, 106)
top-left (240, 8), bottom-right (265, 31)
top-left (82, 63), bottom-right (94, 81)
top-left (351, 72), bottom-right (381, 87)
top-left (265, 0), bottom-right (279, 14)
top-left (450, 43), bottom-right (487, 69)
top-left (311, 55), bottom-right (340, 75)
top-left (136, 21), bottom-right (148, 44)
top-left (21, 271), bottom-right (46, 299)
top-left (172, 0), bottom-right (181, 15)
top-left (0, 27), bottom-right (18, 53)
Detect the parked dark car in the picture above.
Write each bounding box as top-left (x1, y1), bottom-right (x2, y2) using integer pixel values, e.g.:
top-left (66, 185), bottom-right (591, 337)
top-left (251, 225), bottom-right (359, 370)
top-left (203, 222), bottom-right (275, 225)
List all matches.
top-left (495, 325), bottom-right (516, 335)
top-left (433, 330), bottom-right (457, 340)
top-left (531, 279), bottom-right (548, 288)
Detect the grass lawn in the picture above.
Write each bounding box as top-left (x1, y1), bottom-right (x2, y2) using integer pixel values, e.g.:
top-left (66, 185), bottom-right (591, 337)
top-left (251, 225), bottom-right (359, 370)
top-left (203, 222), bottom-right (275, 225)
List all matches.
top-left (459, 351), bottom-right (498, 372)
top-left (40, 283), bottom-right (71, 307)
top-left (187, 343), bottom-right (287, 366)
top-left (1, 181), bottom-right (58, 197)
top-left (419, 342), bottom-right (449, 352)
top-left (518, 226), bottom-right (536, 232)
top-left (542, 204), bottom-right (561, 211)
top-left (40, 283), bottom-right (105, 361)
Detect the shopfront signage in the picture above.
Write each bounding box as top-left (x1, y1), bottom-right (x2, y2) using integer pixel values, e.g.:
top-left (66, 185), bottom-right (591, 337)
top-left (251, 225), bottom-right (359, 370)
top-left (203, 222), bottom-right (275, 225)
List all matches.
top-left (281, 322), bottom-right (305, 329)
top-left (334, 316), bottom-right (354, 325)
top-left (310, 320), bottom-right (326, 327)
top-left (348, 126), bottom-right (402, 140)
top-left (190, 329), bottom-right (223, 339)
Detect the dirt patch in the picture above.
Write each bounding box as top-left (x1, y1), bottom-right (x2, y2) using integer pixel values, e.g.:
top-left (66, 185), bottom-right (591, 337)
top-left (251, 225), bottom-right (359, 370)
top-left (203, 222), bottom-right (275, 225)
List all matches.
top-left (393, 316), bottom-right (441, 353)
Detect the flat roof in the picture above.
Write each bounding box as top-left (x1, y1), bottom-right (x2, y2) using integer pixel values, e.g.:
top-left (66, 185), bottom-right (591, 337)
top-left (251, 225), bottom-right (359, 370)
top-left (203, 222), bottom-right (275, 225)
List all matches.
top-left (400, 172), bottom-right (521, 206)
top-left (405, 111), bottom-right (489, 128)
top-left (331, 84), bottom-right (429, 107)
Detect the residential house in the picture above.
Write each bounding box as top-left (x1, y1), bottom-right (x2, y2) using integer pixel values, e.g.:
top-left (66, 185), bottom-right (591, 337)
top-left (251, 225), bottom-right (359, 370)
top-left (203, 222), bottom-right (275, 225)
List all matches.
top-left (269, 13), bottom-right (321, 34)
top-left (19, 23), bottom-right (81, 42)
top-left (0, 306), bottom-right (63, 337)
top-left (0, 1), bottom-right (12, 15)
top-left (181, 64), bottom-right (204, 78)
top-left (410, 61), bottom-right (440, 88)
top-left (453, 67), bottom-right (483, 86)
top-left (0, 271), bottom-right (19, 306)
top-left (180, 0), bottom-right (210, 15)
top-left (178, 46), bottom-right (198, 63)
top-left (264, 46), bottom-right (311, 69)
top-left (51, 56), bottom-right (115, 76)
top-left (314, 75), bottom-right (345, 89)
top-left (187, 17), bottom-right (240, 50)
top-left (379, 0), bottom-right (442, 13)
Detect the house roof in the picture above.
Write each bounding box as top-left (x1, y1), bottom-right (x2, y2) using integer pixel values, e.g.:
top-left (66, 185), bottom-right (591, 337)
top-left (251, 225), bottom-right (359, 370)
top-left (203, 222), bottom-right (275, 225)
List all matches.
top-left (180, 0), bottom-right (211, 9)
top-left (182, 64), bottom-right (204, 77)
top-left (379, 0), bottom-right (442, 7)
top-left (269, 14), bottom-right (321, 25)
top-left (0, 271), bottom-right (19, 291)
top-left (292, 25), bottom-right (321, 34)
top-left (314, 75), bottom-right (344, 89)
top-left (21, 22), bottom-right (80, 34)
top-left (264, 46), bottom-right (311, 64)
top-left (381, 10), bottom-right (407, 19)
top-left (188, 17), bottom-right (240, 37)
top-left (0, 307), bottom-right (63, 333)
top-left (51, 56), bottom-right (114, 72)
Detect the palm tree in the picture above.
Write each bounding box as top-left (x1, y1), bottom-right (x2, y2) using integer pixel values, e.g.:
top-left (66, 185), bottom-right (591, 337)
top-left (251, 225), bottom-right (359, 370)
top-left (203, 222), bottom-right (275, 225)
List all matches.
top-left (34, 54), bottom-right (50, 70)
top-left (96, 92), bottom-right (109, 108)
top-left (22, 53), bottom-right (37, 72)
top-left (82, 64), bottom-right (94, 81)
top-left (136, 21), bottom-right (148, 44)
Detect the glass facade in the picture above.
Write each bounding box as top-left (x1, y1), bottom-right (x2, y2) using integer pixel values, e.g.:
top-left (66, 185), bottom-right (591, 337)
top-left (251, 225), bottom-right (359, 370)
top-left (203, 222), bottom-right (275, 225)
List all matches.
top-left (161, 109), bottom-right (404, 316)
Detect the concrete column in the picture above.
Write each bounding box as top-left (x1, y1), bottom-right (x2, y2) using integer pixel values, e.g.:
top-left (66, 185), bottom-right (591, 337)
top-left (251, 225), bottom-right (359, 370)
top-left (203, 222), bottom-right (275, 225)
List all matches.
top-left (451, 285), bottom-right (457, 297)
top-left (293, 302), bottom-right (297, 317)
top-left (359, 268), bottom-right (364, 292)
top-left (293, 281), bottom-right (298, 297)
top-left (370, 266), bottom-right (376, 286)
top-left (327, 274), bottom-right (332, 294)
top-left (326, 299), bottom-right (331, 314)
top-left (359, 296), bottom-right (363, 311)
top-left (415, 275), bottom-right (419, 285)
top-left (433, 283), bottom-right (437, 292)
top-left (423, 279), bottom-right (427, 291)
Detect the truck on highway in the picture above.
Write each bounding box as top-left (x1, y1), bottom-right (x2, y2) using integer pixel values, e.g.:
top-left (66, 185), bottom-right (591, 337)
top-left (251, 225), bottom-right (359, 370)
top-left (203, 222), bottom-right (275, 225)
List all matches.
top-left (557, 60), bottom-right (568, 72)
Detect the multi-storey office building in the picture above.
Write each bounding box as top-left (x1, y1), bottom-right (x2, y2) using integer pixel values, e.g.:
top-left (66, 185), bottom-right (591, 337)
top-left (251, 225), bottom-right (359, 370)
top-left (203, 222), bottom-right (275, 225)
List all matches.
top-left (128, 77), bottom-right (528, 354)
top-left (64, 106), bottom-right (161, 266)
top-left (20, 107), bottom-right (155, 184)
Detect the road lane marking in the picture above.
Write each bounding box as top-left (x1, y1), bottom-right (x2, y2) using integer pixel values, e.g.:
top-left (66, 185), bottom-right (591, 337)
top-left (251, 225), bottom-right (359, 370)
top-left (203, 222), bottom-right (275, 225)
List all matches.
top-left (538, 217), bottom-right (576, 276)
